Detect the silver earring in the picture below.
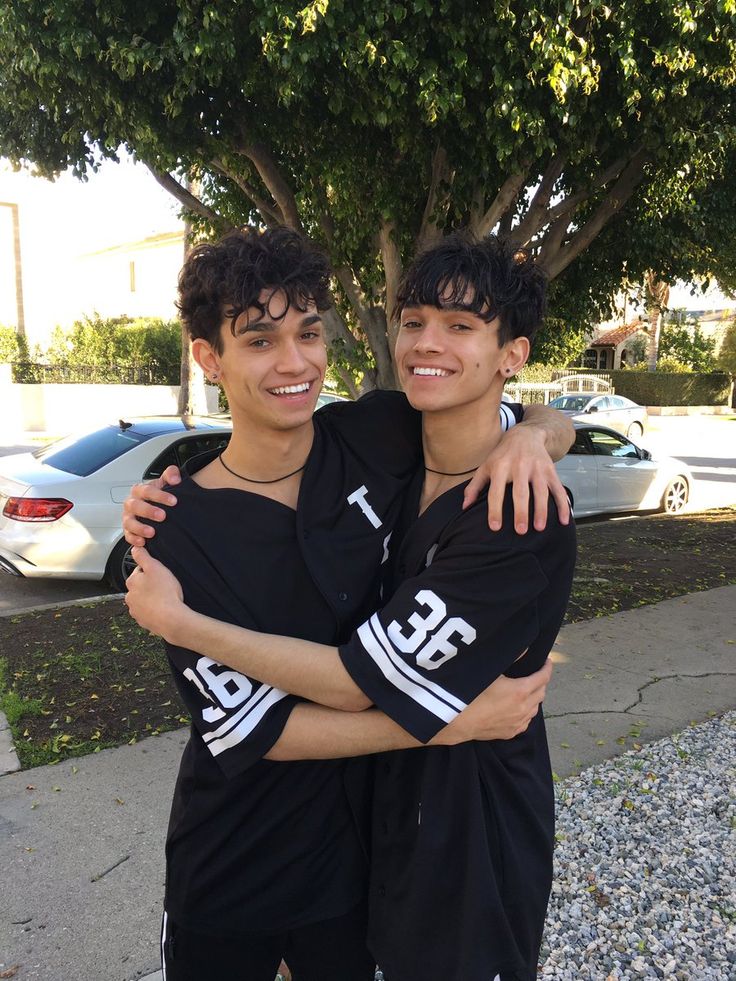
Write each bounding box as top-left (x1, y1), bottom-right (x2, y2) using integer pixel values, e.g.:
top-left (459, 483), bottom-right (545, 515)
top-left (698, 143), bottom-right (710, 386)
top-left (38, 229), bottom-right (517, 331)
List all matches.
top-left (211, 372), bottom-right (219, 381)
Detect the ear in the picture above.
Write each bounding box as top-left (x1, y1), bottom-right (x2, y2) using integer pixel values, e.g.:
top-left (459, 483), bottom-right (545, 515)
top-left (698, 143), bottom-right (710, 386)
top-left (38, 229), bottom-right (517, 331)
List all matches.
top-left (192, 338), bottom-right (221, 380)
top-left (502, 336), bottom-right (530, 378)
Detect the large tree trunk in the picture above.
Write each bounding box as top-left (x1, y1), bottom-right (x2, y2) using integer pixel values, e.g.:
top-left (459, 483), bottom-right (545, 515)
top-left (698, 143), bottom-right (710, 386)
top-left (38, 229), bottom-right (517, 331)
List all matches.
top-left (177, 182), bottom-right (208, 414)
top-left (644, 272), bottom-right (670, 373)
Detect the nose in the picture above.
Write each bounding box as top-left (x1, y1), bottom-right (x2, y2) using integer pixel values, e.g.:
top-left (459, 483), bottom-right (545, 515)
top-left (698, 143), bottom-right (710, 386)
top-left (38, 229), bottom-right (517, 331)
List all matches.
top-left (413, 322), bottom-right (444, 354)
top-left (275, 338), bottom-right (308, 374)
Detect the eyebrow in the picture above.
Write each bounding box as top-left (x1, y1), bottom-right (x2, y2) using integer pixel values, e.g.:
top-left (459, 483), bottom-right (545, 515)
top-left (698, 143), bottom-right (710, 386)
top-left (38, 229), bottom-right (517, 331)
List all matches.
top-left (241, 312), bottom-right (323, 333)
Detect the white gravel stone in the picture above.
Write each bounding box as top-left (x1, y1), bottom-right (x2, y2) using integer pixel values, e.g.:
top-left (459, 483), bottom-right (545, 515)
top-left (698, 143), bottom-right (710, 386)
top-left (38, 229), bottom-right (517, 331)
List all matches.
top-left (539, 711), bottom-right (736, 980)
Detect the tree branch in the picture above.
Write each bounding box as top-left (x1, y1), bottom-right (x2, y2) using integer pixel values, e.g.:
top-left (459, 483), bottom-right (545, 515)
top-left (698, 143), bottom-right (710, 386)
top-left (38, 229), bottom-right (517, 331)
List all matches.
top-left (544, 152), bottom-right (638, 228)
top-left (541, 150), bottom-right (649, 280)
top-left (210, 158), bottom-right (281, 226)
top-left (470, 166), bottom-right (530, 238)
top-left (508, 155), bottom-right (566, 247)
top-left (233, 124), bottom-right (302, 230)
top-left (416, 143), bottom-right (454, 252)
top-left (379, 220), bottom-right (403, 356)
top-left (145, 165), bottom-right (233, 229)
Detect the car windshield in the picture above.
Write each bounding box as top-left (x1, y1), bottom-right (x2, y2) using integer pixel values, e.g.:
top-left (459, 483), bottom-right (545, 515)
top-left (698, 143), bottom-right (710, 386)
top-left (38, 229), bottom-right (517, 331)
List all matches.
top-left (549, 395), bottom-right (593, 411)
top-left (32, 425), bottom-right (153, 477)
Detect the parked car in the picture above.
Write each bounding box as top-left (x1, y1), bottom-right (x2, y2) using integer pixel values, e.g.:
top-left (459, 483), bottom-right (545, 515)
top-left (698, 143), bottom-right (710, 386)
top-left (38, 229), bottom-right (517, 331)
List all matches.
top-left (316, 392), bottom-right (350, 408)
top-left (555, 424), bottom-right (691, 518)
top-left (0, 416), bottom-right (233, 591)
top-left (548, 392), bottom-right (648, 439)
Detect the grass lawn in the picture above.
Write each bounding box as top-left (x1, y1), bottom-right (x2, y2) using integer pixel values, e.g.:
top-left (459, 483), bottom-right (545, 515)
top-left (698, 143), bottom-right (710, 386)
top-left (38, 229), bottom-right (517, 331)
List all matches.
top-left (1, 506), bottom-right (735, 770)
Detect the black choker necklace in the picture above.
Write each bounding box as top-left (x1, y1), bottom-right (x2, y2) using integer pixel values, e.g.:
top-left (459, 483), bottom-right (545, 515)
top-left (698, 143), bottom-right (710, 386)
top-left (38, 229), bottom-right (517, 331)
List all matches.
top-left (218, 452), bottom-right (307, 484)
top-left (425, 464), bottom-right (480, 477)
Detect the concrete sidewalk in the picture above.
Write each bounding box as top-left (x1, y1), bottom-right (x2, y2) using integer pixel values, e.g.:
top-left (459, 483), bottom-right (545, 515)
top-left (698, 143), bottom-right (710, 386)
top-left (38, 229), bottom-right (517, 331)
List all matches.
top-left (1, 585), bottom-right (734, 981)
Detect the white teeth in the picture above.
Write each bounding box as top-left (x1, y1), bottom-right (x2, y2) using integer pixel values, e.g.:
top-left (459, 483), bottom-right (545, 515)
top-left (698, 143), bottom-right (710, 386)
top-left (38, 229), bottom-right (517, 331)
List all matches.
top-left (413, 367), bottom-right (451, 377)
top-left (270, 382), bottom-right (311, 395)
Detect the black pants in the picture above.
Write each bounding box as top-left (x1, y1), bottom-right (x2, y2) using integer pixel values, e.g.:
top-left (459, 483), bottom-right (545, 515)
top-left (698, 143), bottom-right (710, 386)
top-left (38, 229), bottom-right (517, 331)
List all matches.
top-left (161, 903), bottom-right (376, 981)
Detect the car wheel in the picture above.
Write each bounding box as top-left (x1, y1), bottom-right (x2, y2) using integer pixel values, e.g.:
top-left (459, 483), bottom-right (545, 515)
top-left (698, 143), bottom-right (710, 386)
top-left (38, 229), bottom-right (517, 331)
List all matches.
top-left (105, 538), bottom-right (137, 592)
top-left (662, 477), bottom-right (689, 515)
top-left (627, 421), bottom-right (643, 439)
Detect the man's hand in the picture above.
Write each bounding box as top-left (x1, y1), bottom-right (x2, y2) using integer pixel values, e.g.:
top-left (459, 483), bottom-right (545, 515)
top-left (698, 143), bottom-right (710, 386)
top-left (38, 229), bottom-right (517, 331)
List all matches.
top-left (124, 546), bottom-right (187, 644)
top-left (434, 659), bottom-right (553, 745)
top-left (122, 465), bottom-right (182, 546)
top-left (464, 404), bottom-right (574, 533)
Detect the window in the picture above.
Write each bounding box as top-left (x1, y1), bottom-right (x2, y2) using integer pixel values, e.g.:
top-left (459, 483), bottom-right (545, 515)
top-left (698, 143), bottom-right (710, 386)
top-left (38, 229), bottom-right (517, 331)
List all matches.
top-left (588, 430), bottom-right (638, 459)
top-left (582, 349), bottom-right (598, 369)
top-left (144, 433), bottom-right (231, 480)
top-left (568, 431), bottom-right (593, 455)
top-left (34, 426), bottom-right (151, 476)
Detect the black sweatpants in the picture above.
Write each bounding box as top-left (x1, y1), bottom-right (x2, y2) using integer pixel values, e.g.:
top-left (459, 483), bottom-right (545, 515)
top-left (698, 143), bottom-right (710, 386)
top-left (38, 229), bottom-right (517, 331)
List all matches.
top-left (161, 903), bottom-right (376, 981)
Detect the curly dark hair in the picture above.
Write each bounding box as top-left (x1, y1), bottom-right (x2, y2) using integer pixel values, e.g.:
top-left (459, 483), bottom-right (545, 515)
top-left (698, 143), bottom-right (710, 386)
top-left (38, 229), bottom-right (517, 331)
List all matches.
top-left (177, 227), bottom-right (332, 352)
top-left (395, 232), bottom-right (547, 347)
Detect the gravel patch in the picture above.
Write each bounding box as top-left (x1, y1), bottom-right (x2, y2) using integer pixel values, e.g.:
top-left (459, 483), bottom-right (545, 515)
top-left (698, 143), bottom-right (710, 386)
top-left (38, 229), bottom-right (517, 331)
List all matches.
top-left (542, 711), bottom-right (736, 980)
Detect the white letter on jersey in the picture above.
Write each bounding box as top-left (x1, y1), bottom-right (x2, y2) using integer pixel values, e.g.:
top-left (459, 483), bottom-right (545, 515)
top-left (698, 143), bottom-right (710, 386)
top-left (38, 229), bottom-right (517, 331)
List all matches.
top-left (387, 589), bottom-right (476, 669)
top-left (347, 485), bottom-right (383, 529)
top-left (387, 589), bottom-right (447, 654)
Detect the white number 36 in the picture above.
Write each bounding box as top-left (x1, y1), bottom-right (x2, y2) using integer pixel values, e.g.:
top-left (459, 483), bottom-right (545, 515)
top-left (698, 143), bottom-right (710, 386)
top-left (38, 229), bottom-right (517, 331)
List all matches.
top-left (387, 589), bottom-right (476, 670)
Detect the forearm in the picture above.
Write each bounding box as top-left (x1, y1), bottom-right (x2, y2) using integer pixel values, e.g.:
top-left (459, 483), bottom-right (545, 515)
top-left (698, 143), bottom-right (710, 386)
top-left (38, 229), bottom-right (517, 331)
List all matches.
top-left (265, 703), bottom-right (424, 760)
top-left (521, 403), bottom-right (575, 461)
top-left (174, 606), bottom-right (371, 711)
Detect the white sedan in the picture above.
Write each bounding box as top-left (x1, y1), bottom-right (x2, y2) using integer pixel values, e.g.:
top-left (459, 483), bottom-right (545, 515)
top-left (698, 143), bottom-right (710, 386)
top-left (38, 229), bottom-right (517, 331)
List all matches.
top-left (556, 424), bottom-right (691, 519)
top-left (0, 416), bottom-right (232, 590)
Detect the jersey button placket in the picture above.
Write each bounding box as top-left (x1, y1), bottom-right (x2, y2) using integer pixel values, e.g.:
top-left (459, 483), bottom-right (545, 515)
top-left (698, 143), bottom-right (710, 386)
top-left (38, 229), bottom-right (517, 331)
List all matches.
top-left (338, 591), bottom-right (348, 602)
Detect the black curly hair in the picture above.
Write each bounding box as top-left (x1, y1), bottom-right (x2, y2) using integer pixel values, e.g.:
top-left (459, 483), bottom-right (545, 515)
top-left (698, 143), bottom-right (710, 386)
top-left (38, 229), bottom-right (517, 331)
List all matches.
top-left (177, 227), bottom-right (332, 352)
top-left (395, 232), bottom-right (547, 347)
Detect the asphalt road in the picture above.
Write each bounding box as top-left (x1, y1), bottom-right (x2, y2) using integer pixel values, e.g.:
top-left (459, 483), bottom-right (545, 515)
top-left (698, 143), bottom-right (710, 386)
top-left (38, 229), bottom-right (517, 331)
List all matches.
top-left (1, 414), bottom-right (734, 614)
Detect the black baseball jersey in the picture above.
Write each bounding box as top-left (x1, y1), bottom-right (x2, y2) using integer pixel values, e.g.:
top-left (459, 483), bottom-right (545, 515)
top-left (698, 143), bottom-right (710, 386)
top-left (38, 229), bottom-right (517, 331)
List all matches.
top-left (147, 391), bottom-right (522, 937)
top-left (339, 474), bottom-right (576, 981)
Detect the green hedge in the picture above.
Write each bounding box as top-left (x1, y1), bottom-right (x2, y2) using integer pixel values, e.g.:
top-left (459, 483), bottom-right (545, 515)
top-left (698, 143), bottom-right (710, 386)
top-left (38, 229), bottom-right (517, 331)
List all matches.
top-left (609, 370), bottom-right (730, 406)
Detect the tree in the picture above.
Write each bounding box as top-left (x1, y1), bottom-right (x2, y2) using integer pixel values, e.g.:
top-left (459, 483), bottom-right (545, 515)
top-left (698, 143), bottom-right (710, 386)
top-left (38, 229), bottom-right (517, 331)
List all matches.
top-left (2, 1), bottom-right (735, 390)
top-left (717, 319), bottom-right (736, 407)
top-left (644, 272), bottom-right (670, 372)
top-left (659, 318), bottom-right (718, 372)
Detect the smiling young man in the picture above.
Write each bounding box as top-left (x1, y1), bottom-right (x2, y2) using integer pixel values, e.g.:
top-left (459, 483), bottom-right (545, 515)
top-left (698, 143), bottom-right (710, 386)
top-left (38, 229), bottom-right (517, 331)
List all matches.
top-left (122, 227), bottom-right (573, 980)
top-left (126, 232), bottom-right (576, 981)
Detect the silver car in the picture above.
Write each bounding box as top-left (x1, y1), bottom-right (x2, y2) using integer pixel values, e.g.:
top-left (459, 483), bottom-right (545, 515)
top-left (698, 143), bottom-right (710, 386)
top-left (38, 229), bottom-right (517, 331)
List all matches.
top-left (549, 393), bottom-right (648, 439)
top-left (555, 424), bottom-right (691, 518)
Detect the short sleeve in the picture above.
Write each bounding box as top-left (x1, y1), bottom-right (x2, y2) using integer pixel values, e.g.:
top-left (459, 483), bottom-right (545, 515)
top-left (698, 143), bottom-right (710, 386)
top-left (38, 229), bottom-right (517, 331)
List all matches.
top-left (167, 644), bottom-right (297, 778)
top-left (339, 520), bottom-right (548, 743)
top-left (500, 401), bottom-right (523, 429)
top-left (146, 496), bottom-right (298, 778)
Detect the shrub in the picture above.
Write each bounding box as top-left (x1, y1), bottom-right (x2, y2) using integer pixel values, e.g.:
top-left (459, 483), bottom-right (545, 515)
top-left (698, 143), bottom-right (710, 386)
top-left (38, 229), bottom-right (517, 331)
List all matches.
top-left (0, 325), bottom-right (20, 363)
top-left (609, 370), bottom-right (730, 406)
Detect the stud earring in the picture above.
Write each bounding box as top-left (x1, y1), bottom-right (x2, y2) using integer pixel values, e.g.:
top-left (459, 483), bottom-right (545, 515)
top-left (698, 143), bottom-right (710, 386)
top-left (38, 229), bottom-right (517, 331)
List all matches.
top-left (210, 372), bottom-right (219, 381)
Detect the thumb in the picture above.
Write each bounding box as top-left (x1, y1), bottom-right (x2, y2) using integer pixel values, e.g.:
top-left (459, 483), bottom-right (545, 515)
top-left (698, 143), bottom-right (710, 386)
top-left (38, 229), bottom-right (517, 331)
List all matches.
top-left (131, 545), bottom-right (151, 570)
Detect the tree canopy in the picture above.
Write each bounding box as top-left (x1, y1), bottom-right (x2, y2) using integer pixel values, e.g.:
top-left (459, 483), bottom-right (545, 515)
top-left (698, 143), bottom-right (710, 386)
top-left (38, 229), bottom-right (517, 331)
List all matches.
top-left (1, 1), bottom-right (735, 391)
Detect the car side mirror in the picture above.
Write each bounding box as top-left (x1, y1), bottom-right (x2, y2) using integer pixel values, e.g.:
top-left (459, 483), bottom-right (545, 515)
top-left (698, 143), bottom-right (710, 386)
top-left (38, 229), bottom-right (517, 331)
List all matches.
top-left (640, 448), bottom-right (652, 460)
top-left (587, 405), bottom-right (598, 413)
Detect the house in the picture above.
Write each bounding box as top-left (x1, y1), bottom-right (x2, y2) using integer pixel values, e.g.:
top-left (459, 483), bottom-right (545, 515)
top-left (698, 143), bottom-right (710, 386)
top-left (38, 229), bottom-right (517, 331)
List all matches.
top-left (581, 319), bottom-right (648, 370)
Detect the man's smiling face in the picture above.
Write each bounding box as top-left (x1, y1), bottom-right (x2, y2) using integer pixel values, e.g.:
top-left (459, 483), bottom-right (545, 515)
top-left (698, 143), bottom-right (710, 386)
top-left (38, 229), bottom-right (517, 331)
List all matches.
top-left (395, 291), bottom-right (513, 417)
top-left (214, 288), bottom-right (327, 433)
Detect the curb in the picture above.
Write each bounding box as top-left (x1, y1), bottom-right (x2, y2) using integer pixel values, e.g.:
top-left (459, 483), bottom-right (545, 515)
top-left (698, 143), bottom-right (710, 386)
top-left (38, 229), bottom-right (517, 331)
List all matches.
top-left (0, 592), bottom-right (123, 618)
top-left (0, 709), bottom-right (20, 774)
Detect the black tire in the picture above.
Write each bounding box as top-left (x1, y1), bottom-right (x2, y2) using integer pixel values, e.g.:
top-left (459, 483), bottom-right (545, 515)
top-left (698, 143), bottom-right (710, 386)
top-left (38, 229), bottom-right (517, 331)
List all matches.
top-left (627, 421), bottom-right (644, 439)
top-left (105, 538), bottom-right (137, 592)
top-left (662, 476), bottom-right (689, 515)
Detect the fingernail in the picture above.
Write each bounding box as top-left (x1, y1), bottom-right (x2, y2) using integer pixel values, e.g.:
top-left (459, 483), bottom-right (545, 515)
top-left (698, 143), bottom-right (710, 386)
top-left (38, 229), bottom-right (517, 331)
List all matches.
top-left (516, 524), bottom-right (527, 534)
top-left (490, 521), bottom-right (501, 531)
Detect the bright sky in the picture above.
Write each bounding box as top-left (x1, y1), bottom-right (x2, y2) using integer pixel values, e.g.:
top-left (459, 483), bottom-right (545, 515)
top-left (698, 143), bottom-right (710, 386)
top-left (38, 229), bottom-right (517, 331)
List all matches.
top-left (0, 155), bottom-right (184, 337)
